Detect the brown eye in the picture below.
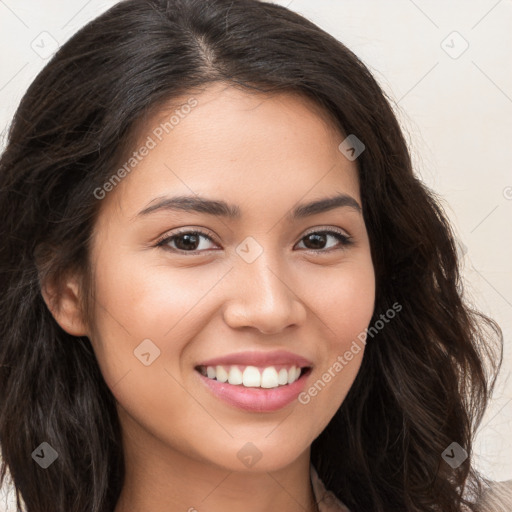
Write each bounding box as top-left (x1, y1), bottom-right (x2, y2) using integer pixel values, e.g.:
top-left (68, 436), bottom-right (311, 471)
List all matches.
top-left (296, 230), bottom-right (352, 252)
top-left (156, 230), bottom-right (217, 253)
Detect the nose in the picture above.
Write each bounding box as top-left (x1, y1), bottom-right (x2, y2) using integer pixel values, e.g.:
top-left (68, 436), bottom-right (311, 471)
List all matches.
top-left (222, 254), bottom-right (307, 335)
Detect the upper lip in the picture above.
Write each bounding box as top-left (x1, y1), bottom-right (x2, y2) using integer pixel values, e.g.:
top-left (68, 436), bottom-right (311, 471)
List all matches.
top-left (196, 350), bottom-right (313, 368)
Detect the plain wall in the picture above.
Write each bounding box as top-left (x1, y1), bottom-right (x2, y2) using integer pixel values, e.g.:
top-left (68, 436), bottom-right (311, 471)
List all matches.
top-left (1, 0), bottom-right (511, 509)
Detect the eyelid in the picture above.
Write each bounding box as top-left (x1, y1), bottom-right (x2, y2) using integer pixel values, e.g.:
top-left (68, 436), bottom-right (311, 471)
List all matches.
top-left (301, 226), bottom-right (350, 238)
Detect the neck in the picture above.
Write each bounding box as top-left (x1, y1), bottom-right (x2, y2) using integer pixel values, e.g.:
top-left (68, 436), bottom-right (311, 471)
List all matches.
top-left (115, 457), bottom-right (319, 512)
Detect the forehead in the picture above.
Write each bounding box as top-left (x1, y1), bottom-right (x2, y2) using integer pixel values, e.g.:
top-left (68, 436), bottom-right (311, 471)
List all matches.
top-left (99, 83), bottom-right (360, 219)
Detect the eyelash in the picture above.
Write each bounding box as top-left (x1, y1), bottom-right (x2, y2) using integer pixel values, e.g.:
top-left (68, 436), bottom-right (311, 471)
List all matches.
top-left (155, 227), bottom-right (353, 255)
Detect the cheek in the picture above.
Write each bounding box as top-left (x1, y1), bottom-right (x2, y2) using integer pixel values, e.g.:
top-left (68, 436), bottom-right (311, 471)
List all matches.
top-left (325, 257), bottom-right (375, 373)
top-left (91, 250), bottom-right (228, 336)
top-left (87, 254), bottom-right (228, 445)
top-left (297, 255), bottom-right (375, 423)
top-left (87, 251), bottom-right (231, 383)
top-left (307, 253), bottom-right (376, 344)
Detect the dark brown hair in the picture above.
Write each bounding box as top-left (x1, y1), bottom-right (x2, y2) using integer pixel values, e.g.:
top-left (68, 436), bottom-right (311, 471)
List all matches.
top-left (0, 1), bottom-right (503, 511)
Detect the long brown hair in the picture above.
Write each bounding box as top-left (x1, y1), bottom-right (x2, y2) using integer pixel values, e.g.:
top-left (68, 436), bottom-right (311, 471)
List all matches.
top-left (0, 1), bottom-right (503, 510)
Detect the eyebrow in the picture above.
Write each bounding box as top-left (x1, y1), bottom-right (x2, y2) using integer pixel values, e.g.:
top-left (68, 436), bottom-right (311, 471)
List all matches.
top-left (137, 193), bottom-right (362, 220)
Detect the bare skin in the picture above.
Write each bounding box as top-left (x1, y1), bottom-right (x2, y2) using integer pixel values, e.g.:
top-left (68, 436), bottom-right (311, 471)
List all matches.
top-left (45, 83), bottom-right (375, 512)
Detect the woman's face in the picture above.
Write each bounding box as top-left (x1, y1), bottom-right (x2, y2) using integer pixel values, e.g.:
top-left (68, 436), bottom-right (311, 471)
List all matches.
top-left (87, 83), bottom-right (375, 472)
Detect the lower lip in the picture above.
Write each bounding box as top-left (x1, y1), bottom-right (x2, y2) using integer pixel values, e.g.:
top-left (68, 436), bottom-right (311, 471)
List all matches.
top-left (196, 369), bottom-right (311, 412)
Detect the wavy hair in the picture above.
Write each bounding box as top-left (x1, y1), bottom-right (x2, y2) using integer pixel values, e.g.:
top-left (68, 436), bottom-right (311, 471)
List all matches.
top-left (0, 0), bottom-right (503, 511)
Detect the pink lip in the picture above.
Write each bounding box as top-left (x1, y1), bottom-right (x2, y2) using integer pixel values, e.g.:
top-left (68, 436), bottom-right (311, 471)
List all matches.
top-left (196, 368), bottom-right (312, 413)
top-left (197, 350), bottom-right (313, 369)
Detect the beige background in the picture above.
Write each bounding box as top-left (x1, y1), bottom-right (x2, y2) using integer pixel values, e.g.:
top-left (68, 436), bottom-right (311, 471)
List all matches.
top-left (1, 0), bottom-right (511, 509)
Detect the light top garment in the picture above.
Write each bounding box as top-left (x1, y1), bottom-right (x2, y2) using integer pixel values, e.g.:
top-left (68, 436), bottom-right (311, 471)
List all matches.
top-left (310, 465), bottom-right (349, 512)
top-left (310, 464), bottom-right (512, 512)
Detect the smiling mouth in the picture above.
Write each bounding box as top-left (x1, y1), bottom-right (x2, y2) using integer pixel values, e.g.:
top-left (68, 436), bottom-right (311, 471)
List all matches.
top-left (195, 364), bottom-right (312, 389)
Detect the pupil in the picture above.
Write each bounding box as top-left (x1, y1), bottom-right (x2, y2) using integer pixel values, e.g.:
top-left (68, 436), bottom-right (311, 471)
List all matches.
top-left (306, 233), bottom-right (325, 249)
top-left (177, 234), bottom-right (199, 250)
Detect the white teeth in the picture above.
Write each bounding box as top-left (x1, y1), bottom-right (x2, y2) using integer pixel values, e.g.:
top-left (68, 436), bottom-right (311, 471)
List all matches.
top-left (202, 364), bottom-right (304, 388)
top-left (277, 368), bottom-right (288, 385)
top-left (215, 365), bottom-right (228, 383)
top-left (261, 367), bottom-right (279, 388)
top-left (242, 366), bottom-right (261, 387)
top-left (287, 365), bottom-right (298, 384)
top-left (227, 366), bottom-right (243, 385)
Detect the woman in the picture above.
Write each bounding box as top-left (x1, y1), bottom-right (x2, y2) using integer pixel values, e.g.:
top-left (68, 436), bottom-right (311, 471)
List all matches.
top-left (0, 1), bottom-right (510, 511)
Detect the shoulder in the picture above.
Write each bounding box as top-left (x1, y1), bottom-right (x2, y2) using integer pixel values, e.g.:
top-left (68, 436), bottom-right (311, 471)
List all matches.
top-left (311, 465), bottom-right (512, 512)
top-left (475, 479), bottom-right (512, 511)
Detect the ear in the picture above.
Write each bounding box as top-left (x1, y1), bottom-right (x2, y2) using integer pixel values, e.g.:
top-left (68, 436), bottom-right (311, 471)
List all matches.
top-left (40, 272), bottom-right (89, 337)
